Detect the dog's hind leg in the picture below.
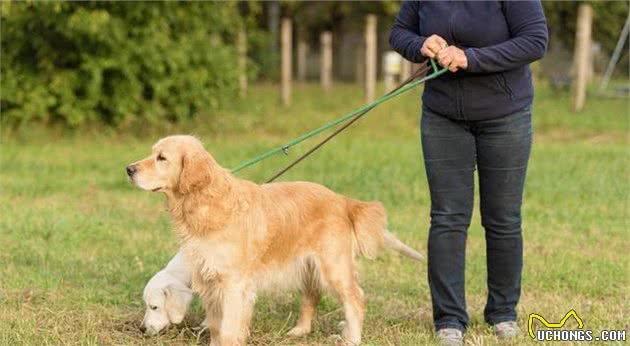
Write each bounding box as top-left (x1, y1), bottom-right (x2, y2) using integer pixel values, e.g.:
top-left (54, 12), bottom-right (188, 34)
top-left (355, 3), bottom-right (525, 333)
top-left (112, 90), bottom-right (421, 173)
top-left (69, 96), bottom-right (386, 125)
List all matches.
top-left (287, 258), bottom-right (321, 337)
top-left (286, 290), bottom-right (320, 337)
top-left (319, 253), bottom-right (365, 345)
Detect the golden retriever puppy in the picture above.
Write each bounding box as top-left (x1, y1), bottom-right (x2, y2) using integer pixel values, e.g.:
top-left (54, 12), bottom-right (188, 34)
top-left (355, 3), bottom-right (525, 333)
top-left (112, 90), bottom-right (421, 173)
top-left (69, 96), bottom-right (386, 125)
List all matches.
top-left (141, 250), bottom-right (194, 336)
top-left (127, 135), bottom-right (423, 346)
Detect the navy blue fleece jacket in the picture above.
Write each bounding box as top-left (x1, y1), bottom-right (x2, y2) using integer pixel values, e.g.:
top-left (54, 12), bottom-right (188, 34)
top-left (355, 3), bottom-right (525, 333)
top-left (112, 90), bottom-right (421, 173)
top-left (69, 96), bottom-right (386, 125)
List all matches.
top-left (389, 1), bottom-right (548, 120)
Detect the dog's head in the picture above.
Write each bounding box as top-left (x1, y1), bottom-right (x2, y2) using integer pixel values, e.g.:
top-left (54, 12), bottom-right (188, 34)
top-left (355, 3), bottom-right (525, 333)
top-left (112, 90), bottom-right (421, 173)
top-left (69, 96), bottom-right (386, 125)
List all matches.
top-left (141, 279), bottom-right (194, 335)
top-left (127, 135), bottom-right (216, 194)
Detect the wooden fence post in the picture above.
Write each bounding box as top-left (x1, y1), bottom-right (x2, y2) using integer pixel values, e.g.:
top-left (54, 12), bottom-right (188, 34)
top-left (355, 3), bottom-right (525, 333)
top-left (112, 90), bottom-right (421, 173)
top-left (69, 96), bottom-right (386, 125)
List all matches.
top-left (320, 31), bottom-right (333, 90)
top-left (281, 18), bottom-right (292, 107)
top-left (365, 14), bottom-right (377, 103)
top-left (297, 37), bottom-right (308, 82)
top-left (238, 29), bottom-right (247, 98)
top-left (572, 3), bottom-right (593, 112)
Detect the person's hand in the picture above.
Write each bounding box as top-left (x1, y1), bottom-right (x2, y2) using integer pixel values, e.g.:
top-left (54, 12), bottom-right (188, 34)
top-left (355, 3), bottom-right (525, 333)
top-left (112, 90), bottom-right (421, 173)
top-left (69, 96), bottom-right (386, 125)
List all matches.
top-left (436, 46), bottom-right (468, 72)
top-left (420, 34), bottom-right (447, 59)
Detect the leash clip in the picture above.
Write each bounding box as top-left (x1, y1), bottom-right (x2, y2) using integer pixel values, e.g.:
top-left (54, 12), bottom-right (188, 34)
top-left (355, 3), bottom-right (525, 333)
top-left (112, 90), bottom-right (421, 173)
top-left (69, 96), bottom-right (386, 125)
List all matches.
top-left (281, 146), bottom-right (289, 155)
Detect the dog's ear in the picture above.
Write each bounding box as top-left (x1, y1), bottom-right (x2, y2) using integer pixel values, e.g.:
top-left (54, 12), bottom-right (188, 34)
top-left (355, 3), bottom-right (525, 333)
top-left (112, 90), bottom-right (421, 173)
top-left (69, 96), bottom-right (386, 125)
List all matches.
top-left (163, 285), bottom-right (194, 324)
top-left (178, 150), bottom-right (213, 194)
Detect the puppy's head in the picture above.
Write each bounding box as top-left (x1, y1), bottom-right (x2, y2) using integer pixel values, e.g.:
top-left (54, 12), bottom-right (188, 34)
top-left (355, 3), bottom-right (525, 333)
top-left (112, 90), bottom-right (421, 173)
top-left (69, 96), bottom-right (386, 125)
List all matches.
top-left (141, 281), bottom-right (194, 335)
top-left (127, 135), bottom-right (215, 194)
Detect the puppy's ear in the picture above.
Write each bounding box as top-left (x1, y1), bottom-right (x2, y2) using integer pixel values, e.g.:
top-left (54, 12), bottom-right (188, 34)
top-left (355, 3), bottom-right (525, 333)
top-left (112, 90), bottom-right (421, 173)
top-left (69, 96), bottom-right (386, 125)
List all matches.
top-left (178, 150), bottom-right (213, 194)
top-left (163, 285), bottom-right (194, 324)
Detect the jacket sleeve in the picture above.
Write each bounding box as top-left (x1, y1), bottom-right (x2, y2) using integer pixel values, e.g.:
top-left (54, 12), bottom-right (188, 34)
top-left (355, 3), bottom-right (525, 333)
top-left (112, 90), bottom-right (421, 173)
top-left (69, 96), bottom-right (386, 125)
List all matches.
top-left (464, 1), bottom-right (548, 73)
top-left (389, 0), bottom-right (426, 63)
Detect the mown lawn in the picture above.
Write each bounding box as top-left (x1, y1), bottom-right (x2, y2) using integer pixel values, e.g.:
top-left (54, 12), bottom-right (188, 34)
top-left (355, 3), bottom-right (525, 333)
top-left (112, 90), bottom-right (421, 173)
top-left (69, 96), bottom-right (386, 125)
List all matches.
top-left (1, 82), bottom-right (628, 345)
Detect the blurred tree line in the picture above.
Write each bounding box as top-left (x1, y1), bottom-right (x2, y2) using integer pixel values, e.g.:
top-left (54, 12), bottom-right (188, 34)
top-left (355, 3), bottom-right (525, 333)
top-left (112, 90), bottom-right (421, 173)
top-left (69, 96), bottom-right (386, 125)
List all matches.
top-left (1, 1), bottom-right (627, 129)
top-left (544, 1), bottom-right (628, 54)
top-left (1, 1), bottom-right (262, 128)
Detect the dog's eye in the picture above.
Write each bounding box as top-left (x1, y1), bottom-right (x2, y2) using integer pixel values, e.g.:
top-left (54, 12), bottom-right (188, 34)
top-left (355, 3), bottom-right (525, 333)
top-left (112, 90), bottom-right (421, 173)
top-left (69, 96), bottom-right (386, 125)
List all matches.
top-left (150, 305), bottom-right (158, 310)
top-left (156, 154), bottom-right (166, 162)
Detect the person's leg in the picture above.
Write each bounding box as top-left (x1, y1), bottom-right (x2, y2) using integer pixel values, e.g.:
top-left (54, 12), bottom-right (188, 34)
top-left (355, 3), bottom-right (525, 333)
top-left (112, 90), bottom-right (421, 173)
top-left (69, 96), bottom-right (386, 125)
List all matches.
top-left (421, 108), bottom-right (476, 332)
top-left (475, 109), bottom-right (532, 325)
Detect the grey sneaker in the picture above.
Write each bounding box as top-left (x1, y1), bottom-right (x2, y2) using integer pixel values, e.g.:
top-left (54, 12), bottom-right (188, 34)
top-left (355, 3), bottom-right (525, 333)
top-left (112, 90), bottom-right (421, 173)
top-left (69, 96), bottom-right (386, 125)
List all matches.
top-left (494, 321), bottom-right (519, 338)
top-left (436, 328), bottom-right (463, 346)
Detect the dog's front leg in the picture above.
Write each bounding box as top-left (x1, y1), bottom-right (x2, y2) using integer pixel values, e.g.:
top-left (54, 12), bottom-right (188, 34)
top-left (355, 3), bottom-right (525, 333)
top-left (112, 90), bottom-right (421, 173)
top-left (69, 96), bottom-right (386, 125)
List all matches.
top-left (216, 281), bottom-right (255, 346)
top-left (204, 306), bottom-right (222, 346)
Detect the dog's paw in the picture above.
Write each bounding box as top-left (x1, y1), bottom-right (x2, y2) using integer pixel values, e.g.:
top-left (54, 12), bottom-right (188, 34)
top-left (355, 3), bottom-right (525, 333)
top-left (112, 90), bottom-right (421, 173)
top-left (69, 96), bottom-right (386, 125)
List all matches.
top-left (329, 334), bottom-right (359, 346)
top-left (192, 324), bottom-right (208, 333)
top-left (337, 320), bottom-right (346, 331)
top-left (330, 334), bottom-right (344, 345)
top-left (286, 325), bottom-right (311, 337)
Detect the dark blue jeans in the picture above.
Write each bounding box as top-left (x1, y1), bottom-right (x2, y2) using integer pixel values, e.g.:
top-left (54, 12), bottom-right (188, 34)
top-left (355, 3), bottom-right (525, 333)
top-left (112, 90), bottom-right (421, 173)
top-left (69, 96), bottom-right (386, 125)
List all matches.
top-left (421, 106), bottom-right (532, 332)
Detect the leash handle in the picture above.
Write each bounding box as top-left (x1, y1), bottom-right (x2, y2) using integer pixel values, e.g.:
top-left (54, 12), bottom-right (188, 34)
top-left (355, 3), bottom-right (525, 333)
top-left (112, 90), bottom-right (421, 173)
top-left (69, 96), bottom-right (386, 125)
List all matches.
top-left (230, 58), bottom-right (449, 179)
top-left (430, 58), bottom-right (447, 74)
top-left (430, 42), bottom-right (449, 74)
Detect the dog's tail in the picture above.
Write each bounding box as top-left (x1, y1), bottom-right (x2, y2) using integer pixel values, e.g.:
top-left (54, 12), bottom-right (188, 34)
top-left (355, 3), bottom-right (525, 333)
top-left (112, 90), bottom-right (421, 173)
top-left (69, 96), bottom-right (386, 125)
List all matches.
top-left (383, 230), bottom-right (424, 261)
top-left (347, 199), bottom-right (386, 259)
top-left (346, 199), bottom-right (423, 261)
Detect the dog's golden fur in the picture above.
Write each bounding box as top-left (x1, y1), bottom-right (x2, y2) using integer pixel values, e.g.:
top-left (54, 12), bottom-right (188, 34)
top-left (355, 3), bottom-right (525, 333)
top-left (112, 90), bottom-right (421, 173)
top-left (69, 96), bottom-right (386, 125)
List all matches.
top-left (128, 135), bottom-right (422, 346)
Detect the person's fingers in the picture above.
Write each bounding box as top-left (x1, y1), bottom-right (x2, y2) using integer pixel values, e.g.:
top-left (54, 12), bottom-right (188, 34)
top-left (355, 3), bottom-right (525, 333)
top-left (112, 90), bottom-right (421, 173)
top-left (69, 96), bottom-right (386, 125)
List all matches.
top-left (436, 48), bottom-right (450, 61)
top-left (421, 46), bottom-right (435, 58)
top-left (429, 34), bottom-right (447, 46)
top-left (448, 46), bottom-right (459, 56)
top-left (424, 35), bottom-right (452, 60)
top-left (435, 36), bottom-right (448, 49)
top-left (430, 45), bottom-right (466, 72)
top-left (436, 48), bottom-right (445, 59)
top-left (439, 55), bottom-right (453, 68)
top-left (428, 34), bottom-right (440, 44)
top-left (428, 41), bottom-right (442, 55)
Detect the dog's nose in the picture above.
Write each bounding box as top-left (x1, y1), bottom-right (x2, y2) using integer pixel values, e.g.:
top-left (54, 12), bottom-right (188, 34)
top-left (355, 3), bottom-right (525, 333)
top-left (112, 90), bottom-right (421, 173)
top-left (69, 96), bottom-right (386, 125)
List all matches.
top-left (126, 165), bottom-right (137, 177)
top-left (139, 324), bottom-right (146, 333)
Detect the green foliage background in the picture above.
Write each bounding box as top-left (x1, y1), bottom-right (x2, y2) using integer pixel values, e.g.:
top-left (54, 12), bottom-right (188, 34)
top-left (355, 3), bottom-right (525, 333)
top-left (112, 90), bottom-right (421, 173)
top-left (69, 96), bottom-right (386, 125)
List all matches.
top-left (543, 1), bottom-right (629, 54)
top-left (1, 2), bottom-right (249, 128)
top-left (0, 1), bottom-right (627, 129)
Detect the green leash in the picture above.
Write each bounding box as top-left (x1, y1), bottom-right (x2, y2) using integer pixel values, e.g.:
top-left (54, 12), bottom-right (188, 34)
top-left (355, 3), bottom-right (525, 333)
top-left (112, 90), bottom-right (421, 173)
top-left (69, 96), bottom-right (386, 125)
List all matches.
top-left (230, 59), bottom-right (448, 177)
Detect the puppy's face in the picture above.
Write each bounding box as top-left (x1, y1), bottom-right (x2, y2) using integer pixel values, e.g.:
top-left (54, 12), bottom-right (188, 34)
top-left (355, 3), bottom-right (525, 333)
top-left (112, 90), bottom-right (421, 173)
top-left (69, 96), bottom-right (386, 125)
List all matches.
top-left (127, 135), bottom-right (213, 194)
top-left (141, 284), bottom-right (193, 335)
top-left (142, 287), bottom-right (169, 335)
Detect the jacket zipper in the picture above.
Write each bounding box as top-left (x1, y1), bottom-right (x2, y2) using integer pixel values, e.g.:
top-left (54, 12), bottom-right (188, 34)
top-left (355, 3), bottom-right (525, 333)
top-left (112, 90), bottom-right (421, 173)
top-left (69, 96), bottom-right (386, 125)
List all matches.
top-left (449, 1), bottom-right (467, 120)
top-left (450, 2), bottom-right (465, 120)
top-left (457, 80), bottom-right (464, 119)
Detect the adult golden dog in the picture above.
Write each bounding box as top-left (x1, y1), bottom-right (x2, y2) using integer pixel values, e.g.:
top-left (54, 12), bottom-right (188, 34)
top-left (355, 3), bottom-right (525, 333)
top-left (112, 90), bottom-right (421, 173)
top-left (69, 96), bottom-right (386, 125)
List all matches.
top-left (127, 135), bottom-right (423, 346)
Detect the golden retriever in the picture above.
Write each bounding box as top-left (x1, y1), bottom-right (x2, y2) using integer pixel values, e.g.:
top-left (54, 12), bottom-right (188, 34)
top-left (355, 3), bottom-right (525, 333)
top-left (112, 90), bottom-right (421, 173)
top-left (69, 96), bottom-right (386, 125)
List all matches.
top-left (127, 135), bottom-right (423, 346)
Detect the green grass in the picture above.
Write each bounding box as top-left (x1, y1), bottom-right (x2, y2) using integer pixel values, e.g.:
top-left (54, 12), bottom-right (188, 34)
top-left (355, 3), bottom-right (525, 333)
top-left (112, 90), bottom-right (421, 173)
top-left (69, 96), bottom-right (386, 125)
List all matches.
top-left (1, 81), bottom-right (628, 345)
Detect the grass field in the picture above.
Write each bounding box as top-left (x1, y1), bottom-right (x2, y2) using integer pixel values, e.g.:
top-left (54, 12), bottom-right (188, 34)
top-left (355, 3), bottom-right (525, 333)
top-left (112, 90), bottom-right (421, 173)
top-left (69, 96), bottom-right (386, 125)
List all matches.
top-left (1, 82), bottom-right (628, 345)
